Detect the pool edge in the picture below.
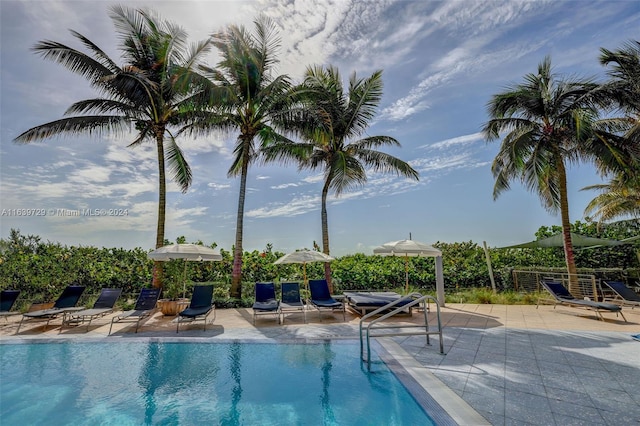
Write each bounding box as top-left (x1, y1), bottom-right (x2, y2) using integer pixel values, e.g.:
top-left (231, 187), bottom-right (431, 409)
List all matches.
top-left (377, 337), bottom-right (490, 426)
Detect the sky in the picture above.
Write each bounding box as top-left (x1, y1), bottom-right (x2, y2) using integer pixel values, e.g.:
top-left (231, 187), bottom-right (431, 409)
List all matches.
top-left (1, 0), bottom-right (638, 256)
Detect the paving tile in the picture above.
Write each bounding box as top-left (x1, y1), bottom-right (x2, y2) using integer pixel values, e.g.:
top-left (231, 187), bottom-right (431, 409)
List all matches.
top-left (463, 375), bottom-right (505, 395)
top-left (504, 416), bottom-right (538, 426)
top-left (549, 397), bottom-right (603, 421)
top-left (541, 370), bottom-right (589, 392)
top-left (505, 389), bottom-right (554, 424)
top-left (504, 371), bottom-right (545, 396)
top-left (505, 358), bottom-right (541, 376)
top-left (477, 411), bottom-right (505, 426)
top-left (536, 358), bottom-right (575, 374)
top-left (552, 412), bottom-right (607, 425)
top-left (600, 407), bottom-right (640, 425)
top-left (461, 388), bottom-right (505, 420)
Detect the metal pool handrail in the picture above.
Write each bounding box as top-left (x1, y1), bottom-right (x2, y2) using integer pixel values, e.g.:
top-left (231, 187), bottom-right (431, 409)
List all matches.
top-left (359, 292), bottom-right (444, 368)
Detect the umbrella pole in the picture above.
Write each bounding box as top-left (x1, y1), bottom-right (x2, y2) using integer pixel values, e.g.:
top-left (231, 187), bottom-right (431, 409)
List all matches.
top-left (182, 260), bottom-right (188, 299)
top-left (405, 255), bottom-right (409, 294)
top-left (303, 262), bottom-right (308, 293)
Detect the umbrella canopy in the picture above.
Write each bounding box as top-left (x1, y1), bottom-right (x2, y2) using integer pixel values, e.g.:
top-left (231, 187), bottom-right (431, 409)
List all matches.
top-left (373, 240), bottom-right (443, 295)
top-left (498, 233), bottom-right (624, 249)
top-left (274, 250), bottom-right (335, 264)
top-left (148, 244), bottom-right (222, 298)
top-left (373, 239), bottom-right (442, 257)
top-left (273, 250), bottom-right (335, 283)
top-left (148, 244), bottom-right (222, 261)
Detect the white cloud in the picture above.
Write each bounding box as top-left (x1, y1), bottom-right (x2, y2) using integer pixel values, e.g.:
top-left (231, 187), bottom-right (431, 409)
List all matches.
top-left (247, 193), bottom-right (321, 218)
top-left (421, 132), bottom-right (485, 150)
top-left (207, 182), bottom-right (231, 190)
top-left (411, 153), bottom-right (489, 174)
top-left (271, 183), bottom-right (300, 190)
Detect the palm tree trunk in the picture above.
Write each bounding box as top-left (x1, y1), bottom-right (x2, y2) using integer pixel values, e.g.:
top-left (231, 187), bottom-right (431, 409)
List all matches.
top-left (230, 142), bottom-right (250, 299)
top-left (557, 160), bottom-right (579, 293)
top-left (321, 179), bottom-right (333, 292)
top-left (152, 132), bottom-right (166, 289)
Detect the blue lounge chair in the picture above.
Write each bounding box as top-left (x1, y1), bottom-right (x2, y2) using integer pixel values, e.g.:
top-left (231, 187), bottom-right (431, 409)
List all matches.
top-left (602, 281), bottom-right (640, 309)
top-left (108, 288), bottom-right (161, 335)
top-left (176, 285), bottom-right (215, 333)
top-left (308, 279), bottom-right (345, 321)
top-left (252, 282), bottom-right (280, 324)
top-left (280, 282), bottom-right (306, 324)
top-left (0, 290), bottom-right (21, 321)
top-left (61, 288), bottom-right (122, 331)
top-left (16, 285), bottom-right (86, 333)
top-left (539, 280), bottom-right (626, 322)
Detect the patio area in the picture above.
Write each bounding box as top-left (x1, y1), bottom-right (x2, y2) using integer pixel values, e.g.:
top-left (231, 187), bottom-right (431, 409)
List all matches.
top-left (1, 303), bottom-right (639, 425)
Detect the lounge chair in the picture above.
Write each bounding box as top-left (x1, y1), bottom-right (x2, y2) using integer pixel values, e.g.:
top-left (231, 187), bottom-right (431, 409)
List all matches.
top-left (108, 288), bottom-right (161, 335)
top-left (602, 281), bottom-right (640, 309)
top-left (176, 285), bottom-right (215, 333)
top-left (280, 282), bottom-right (306, 324)
top-left (0, 290), bottom-right (21, 321)
top-left (16, 285), bottom-right (86, 333)
top-left (539, 280), bottom-right (626, 322)
top-left (252, 282), bottom-right (280, 324)
top-left (344, 291), bottom-right (413, 316)
top-left (60, 288), bottom-right (122, 332)
top-left (308, 279), bottom-right (345, 321)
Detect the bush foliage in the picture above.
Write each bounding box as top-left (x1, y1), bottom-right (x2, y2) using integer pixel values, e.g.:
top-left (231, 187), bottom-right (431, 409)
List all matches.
top-left (1, 219), bottom-right (638, 306)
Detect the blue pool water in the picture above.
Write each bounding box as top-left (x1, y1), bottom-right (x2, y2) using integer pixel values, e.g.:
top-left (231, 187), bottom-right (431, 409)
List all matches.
top-left (0, 341), bottom-right (436, 425)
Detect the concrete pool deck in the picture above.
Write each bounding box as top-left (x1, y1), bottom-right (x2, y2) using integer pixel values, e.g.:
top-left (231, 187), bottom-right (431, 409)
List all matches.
top-left (1, 303), bottom-right (639, 425)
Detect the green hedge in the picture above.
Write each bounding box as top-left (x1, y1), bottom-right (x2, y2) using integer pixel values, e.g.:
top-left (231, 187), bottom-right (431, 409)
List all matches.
top-left (1, 220), bottom-right (638, 306)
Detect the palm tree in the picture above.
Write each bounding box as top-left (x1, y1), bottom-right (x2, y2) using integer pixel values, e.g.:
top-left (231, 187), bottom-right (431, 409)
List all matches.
top-left (598, 40), bottom-right (640, 148)
top-left (582, 40), bottom-right (640, 222)
top-left (583, 175), bottom-right (640, 222)
top-left (194, 16), bottom-right (294, 299)
top-left (264, 65), bottom-right (419, 291)
top-left (482, 56), bottom-right (627, 289)
top-left (13, 6), bottom-right (212, 287)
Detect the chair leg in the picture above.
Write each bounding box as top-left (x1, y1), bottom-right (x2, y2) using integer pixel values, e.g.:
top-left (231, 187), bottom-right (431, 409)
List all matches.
top-left (16, 317), bottom-right (25, 334)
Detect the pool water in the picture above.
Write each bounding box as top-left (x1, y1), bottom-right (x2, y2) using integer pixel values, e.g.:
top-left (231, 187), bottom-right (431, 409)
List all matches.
top-left (0, 341), bottom-right (435, 425)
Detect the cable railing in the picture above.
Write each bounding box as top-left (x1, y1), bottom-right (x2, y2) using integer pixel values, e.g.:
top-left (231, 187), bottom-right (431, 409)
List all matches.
top-left (359, 292), bottom-right (443, 368)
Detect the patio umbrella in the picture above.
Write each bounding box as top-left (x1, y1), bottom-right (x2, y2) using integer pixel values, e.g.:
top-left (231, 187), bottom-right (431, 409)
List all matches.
top-left (148, 244), bottom-right (223, 261)
top-left (148, 244), bottom-right (222, 297)
top-left (273, 250), bottom-right (335, 283)
top-left (373, 239), bottom-right (442, 293)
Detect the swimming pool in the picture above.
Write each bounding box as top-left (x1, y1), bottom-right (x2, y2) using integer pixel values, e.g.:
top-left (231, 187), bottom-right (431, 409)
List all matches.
top-left (0, 340), bottom-right (447, 425)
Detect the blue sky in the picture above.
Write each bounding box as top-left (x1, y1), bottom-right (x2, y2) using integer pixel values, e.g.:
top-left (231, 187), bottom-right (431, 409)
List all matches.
top-left (1, 0), bottom-right (638, 256)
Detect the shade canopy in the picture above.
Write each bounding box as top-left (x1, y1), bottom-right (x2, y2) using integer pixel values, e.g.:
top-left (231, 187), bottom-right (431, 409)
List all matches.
top-left (373, 239), bottom-right (442, 257)
top-left (148, 244), bottom-right (222, 261)
top-left (373, 239), bottom-right (445, 306)
top-left (498, 233), bottom-right (624, 249)
top-left (274, 250), bottom-right (335, 265)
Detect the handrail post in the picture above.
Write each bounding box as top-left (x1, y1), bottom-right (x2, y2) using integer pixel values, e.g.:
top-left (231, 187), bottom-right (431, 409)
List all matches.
top-left (359, 292), bottom-right (444, 368)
